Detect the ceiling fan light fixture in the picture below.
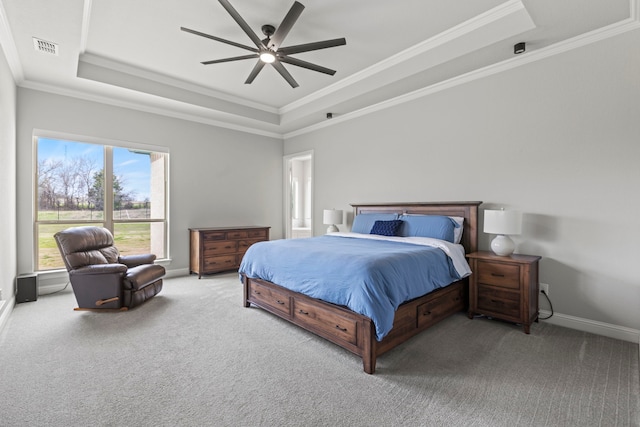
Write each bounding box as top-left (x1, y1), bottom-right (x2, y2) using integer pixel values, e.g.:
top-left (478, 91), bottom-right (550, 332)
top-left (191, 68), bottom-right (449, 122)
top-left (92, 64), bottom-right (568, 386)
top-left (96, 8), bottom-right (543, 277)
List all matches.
top-left (183, 0), bottom-right (346, 87)
top-left (259, 52), bottom-right (276, 63)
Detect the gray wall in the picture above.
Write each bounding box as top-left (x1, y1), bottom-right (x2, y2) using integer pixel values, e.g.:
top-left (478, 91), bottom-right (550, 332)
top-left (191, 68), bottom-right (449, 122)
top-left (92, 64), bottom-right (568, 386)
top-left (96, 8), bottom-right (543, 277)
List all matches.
top-left (16, 89), bottom-right (283, 276)
top-left (0, 45), bottom-right (17, 323)
top-left (284, 29), bottom-right (640, 331)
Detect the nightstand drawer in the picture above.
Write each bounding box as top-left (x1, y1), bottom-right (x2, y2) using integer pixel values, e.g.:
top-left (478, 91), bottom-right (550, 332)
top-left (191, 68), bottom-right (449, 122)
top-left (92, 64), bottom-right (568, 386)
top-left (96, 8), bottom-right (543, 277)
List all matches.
top-left (477, 260), bottom-right (519, 289)
top-left (477, 284), bottom-right (520, 318)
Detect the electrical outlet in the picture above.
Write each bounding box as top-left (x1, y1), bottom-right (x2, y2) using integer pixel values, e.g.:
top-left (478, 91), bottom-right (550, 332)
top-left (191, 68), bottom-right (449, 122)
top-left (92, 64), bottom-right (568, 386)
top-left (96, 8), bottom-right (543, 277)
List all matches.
top-left (540, 283), bottom-right (549, 296)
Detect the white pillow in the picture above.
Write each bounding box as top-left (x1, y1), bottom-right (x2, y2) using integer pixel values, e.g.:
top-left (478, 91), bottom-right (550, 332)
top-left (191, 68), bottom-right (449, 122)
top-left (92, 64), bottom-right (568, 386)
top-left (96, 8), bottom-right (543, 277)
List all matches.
top-left (450, 216), bottom-right (464, 244)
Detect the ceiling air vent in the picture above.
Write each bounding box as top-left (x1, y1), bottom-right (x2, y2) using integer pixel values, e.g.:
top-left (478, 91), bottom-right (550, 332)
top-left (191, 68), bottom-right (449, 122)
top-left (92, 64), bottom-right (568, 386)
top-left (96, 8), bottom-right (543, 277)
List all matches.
top-left (32, 37), bottom-right (59, 55)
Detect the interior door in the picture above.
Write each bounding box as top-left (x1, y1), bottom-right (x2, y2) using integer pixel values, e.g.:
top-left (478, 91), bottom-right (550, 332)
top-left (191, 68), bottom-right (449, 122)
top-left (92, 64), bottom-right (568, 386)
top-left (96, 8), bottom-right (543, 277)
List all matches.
top-left (283, 151), bottom-right (313, 239)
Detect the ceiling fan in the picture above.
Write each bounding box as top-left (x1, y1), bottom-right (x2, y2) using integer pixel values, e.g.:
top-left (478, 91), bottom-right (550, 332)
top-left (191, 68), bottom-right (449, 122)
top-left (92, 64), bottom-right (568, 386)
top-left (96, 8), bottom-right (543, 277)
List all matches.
top-left (181, 0), bottom-right (346, 88)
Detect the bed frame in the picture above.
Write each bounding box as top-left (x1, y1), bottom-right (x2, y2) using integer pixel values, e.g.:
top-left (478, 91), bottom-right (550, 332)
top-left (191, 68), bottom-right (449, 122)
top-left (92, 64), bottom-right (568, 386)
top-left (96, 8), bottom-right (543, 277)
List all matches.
top-left (241, 201), bottom-right (482, 374)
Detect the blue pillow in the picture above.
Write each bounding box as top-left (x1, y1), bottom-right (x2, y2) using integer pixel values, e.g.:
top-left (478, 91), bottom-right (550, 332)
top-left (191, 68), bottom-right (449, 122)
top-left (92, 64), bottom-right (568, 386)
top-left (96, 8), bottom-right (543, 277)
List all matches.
top-left (398, 214), bottom-right (458, 243)
top-left (351, 213), bottom-right (398, 234)
top-left (370, 220), bottom-right (403, 236)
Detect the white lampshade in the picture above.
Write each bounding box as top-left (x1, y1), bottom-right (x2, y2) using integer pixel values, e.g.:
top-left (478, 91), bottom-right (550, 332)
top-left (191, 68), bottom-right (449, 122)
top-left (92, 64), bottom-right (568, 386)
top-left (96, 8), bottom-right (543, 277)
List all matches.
top-left (484, 209), bottom-right (522, 256)
top-left (323, 209), bottom-right (343, 233)
top-left (484, 209), bottom-right (522, 235)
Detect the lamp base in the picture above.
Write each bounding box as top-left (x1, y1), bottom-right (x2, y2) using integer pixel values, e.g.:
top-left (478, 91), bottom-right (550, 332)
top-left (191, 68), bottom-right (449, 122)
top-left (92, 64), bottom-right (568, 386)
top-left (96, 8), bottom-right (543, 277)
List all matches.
top-left (326, 224), bottom-right (339, 233)
top-left (490, 235), bottom-right (515, 256)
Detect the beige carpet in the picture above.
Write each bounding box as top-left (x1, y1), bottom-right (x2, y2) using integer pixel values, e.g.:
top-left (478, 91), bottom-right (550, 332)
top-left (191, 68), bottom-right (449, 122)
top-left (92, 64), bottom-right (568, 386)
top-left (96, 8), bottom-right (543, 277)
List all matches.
top-left (0, 273), bottom-right (638, 426)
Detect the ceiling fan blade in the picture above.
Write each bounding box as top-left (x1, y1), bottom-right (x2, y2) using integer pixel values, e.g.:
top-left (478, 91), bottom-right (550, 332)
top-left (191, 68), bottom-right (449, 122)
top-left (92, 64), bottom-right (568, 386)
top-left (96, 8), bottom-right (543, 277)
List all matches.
top-left (201, 54), bottom-right (257, 65)
top-left (278, 38), bottom-right (346, 55)
top-left (245, 60), bottom-right (266, 84)
top-left (218, 0), bottom-right (265, 49)
top-left (271, 61), bottom-right (299, 88)
top-left (181, 27), bottom-right (257, 52)
top-left (268, 1), bottom-right (305, 51)
top-left (279, 56), bottom-right (336, 76)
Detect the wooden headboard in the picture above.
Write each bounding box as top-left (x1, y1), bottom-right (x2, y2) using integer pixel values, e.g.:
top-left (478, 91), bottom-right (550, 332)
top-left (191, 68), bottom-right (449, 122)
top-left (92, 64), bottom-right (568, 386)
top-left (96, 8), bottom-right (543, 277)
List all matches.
top-left (351, 201), bottom-right (482, 254)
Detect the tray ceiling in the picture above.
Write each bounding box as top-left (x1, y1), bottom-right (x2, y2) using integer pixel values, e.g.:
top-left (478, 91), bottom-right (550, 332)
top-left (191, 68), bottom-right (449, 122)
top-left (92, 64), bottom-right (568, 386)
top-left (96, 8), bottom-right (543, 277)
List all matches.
top-left (0, 0), bottom-right (635, 137)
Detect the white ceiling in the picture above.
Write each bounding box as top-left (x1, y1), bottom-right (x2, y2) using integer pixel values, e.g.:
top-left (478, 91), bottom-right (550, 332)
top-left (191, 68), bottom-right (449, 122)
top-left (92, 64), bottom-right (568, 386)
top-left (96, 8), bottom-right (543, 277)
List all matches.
top-left (0, 0), bottom-right (636, 137)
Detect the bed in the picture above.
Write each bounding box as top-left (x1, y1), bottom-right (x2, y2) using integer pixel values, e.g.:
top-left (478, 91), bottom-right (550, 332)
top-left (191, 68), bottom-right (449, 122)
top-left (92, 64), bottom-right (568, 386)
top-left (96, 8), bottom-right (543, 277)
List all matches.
top-left (239, 201), bottom-right (481, 374)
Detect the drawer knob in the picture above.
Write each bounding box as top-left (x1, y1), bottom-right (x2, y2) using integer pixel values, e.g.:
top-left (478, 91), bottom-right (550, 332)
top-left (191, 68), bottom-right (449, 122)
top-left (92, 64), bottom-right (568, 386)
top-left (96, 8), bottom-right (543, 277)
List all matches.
top-left (491, 273), bottom-right (505, 277)
top-left (423, 310), bottom-right (432, 316)
top-left (335, 325), bottom-right (348, 332)
top-left (276, 300), bottom-right (285, 305)
top-left (253, 290), bottom-right (261, 295)
top-left (298, 309), bottom-right (309, 315)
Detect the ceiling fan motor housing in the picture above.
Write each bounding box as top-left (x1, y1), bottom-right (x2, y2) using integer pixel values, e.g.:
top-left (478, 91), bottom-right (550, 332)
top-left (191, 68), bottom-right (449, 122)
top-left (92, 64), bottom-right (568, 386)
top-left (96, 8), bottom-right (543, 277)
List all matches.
top-left (261, 24), bottom-right (276, 37)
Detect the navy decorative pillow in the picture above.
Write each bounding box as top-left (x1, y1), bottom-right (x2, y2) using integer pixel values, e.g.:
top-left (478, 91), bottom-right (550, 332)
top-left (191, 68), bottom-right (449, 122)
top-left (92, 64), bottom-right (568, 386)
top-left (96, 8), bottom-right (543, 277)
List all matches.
top-left (370, 220), bottom-right (403, 236)
top-left (352, 213), bottom-right (398, 234)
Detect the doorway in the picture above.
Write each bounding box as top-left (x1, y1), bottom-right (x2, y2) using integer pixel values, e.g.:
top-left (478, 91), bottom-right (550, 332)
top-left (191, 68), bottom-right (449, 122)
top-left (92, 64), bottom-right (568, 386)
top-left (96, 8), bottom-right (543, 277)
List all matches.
top-left (283, 151), bottom-right (313, 239)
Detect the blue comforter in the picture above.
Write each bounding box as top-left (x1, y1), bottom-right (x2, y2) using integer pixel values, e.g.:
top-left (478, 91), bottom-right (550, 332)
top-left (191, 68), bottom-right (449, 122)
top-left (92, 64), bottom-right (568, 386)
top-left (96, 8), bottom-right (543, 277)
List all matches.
top-left (239, 234), bottom-right (462, 341)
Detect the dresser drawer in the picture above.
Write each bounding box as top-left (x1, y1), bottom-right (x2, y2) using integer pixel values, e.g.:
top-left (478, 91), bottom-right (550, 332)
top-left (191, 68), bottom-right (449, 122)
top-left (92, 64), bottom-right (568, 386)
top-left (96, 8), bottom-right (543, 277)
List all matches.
top-left (248, 280), bottom-right (291, 317)
top-left (202, 231), bottom-right (226, 241)
top-left (204, 255), bottom-right (237, 271)
top-left (238, 239), bottom-right (263, 254)
top-left (477, 260), bottom-right (520, 289)
top-left (248, 229), bottom-right (268, 239)
top-left (203, 240), bottom-right (238, 255)
top-left (226, 230), bottom-right (249, 239)
top-left (293, 298), bottom-right (358, 346)
top-left (477, 284), bottom-right (520, 318)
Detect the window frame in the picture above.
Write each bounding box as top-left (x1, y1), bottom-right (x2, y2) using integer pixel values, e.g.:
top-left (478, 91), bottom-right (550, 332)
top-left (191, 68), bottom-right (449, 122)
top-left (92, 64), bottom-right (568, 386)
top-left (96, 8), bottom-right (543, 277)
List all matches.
top-left (33, 130), bottom-right (170, 272)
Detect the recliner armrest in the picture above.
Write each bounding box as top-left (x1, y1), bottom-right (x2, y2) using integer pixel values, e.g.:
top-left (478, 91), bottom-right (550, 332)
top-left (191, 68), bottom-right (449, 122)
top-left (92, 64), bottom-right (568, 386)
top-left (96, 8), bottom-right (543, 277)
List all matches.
top-left (118, 254), bottom-right (157, 268)
top-left (123, 264), bottom-right (165, 291)
top-left (70, 264), bottom-right (128, 276)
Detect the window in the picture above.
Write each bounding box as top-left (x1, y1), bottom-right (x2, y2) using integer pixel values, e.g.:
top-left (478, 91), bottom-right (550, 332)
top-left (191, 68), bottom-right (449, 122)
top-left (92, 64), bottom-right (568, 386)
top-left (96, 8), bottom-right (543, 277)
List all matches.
top-left (35, 134), bottom-right (168, 271)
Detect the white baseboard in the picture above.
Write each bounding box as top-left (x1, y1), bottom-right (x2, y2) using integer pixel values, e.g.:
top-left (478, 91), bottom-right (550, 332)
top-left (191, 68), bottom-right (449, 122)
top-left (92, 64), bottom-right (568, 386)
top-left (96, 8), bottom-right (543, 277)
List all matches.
top-left (165, 267), bottom-right (190, 278)
top-left (539, 309), bottom-right (640, 344)
top-left (0, 297), bottom-right (15, 334)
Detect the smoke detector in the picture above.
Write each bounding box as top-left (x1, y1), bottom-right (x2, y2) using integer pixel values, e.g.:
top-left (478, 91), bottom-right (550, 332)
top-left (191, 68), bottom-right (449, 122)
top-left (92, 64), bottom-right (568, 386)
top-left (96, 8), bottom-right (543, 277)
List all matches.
top-left (33, 37), bottom-right (59, 55)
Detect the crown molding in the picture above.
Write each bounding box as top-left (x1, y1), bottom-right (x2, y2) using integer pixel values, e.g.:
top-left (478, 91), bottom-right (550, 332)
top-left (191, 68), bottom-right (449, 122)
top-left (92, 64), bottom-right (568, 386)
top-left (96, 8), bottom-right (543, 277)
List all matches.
top-left (20, 79), bottom-right (284, 139)
top-left (0, 0), bottom-right (24, 83)
top-left (284, 0), bottom-right (640, 139)
top-left (280, 0), bottom-right (530, 116)
top-left (78, 52), bottom-right (279, 115)
top-left (79, 0), bottom-right (92, 54)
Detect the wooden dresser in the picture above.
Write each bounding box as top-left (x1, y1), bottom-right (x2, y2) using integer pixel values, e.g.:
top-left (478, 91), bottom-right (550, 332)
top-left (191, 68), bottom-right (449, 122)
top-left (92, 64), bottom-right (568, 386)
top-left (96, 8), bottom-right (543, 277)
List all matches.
top-left (467, 251), bottom-right (541, 334)
top-left (189, 226), bottom-right (270, 278)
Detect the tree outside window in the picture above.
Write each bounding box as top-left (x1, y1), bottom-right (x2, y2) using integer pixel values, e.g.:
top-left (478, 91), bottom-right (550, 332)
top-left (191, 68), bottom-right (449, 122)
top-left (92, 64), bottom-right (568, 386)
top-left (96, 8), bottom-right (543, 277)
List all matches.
top-left (35, 137), bottom-right (168, 271)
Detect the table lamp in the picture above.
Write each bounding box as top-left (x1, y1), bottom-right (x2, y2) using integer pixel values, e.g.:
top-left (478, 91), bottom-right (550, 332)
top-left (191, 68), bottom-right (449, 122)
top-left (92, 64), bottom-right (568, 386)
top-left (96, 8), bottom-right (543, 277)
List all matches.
top-left (483, 209), bottom-right (522, 256)
top-left (323, 209), bottom-right (343, 233)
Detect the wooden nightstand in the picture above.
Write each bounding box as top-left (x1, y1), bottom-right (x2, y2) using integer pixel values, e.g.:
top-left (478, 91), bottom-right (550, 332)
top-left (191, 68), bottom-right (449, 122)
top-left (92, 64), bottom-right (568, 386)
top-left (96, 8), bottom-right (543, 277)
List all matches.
top-left (467, 251), bottom-right (541, 334)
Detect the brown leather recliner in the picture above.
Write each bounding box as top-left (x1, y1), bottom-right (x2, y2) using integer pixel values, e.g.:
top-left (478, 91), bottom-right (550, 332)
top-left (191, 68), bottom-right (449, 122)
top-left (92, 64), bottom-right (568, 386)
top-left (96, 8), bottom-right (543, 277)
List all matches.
top-left (54, 226), bottom-right (165, 310)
